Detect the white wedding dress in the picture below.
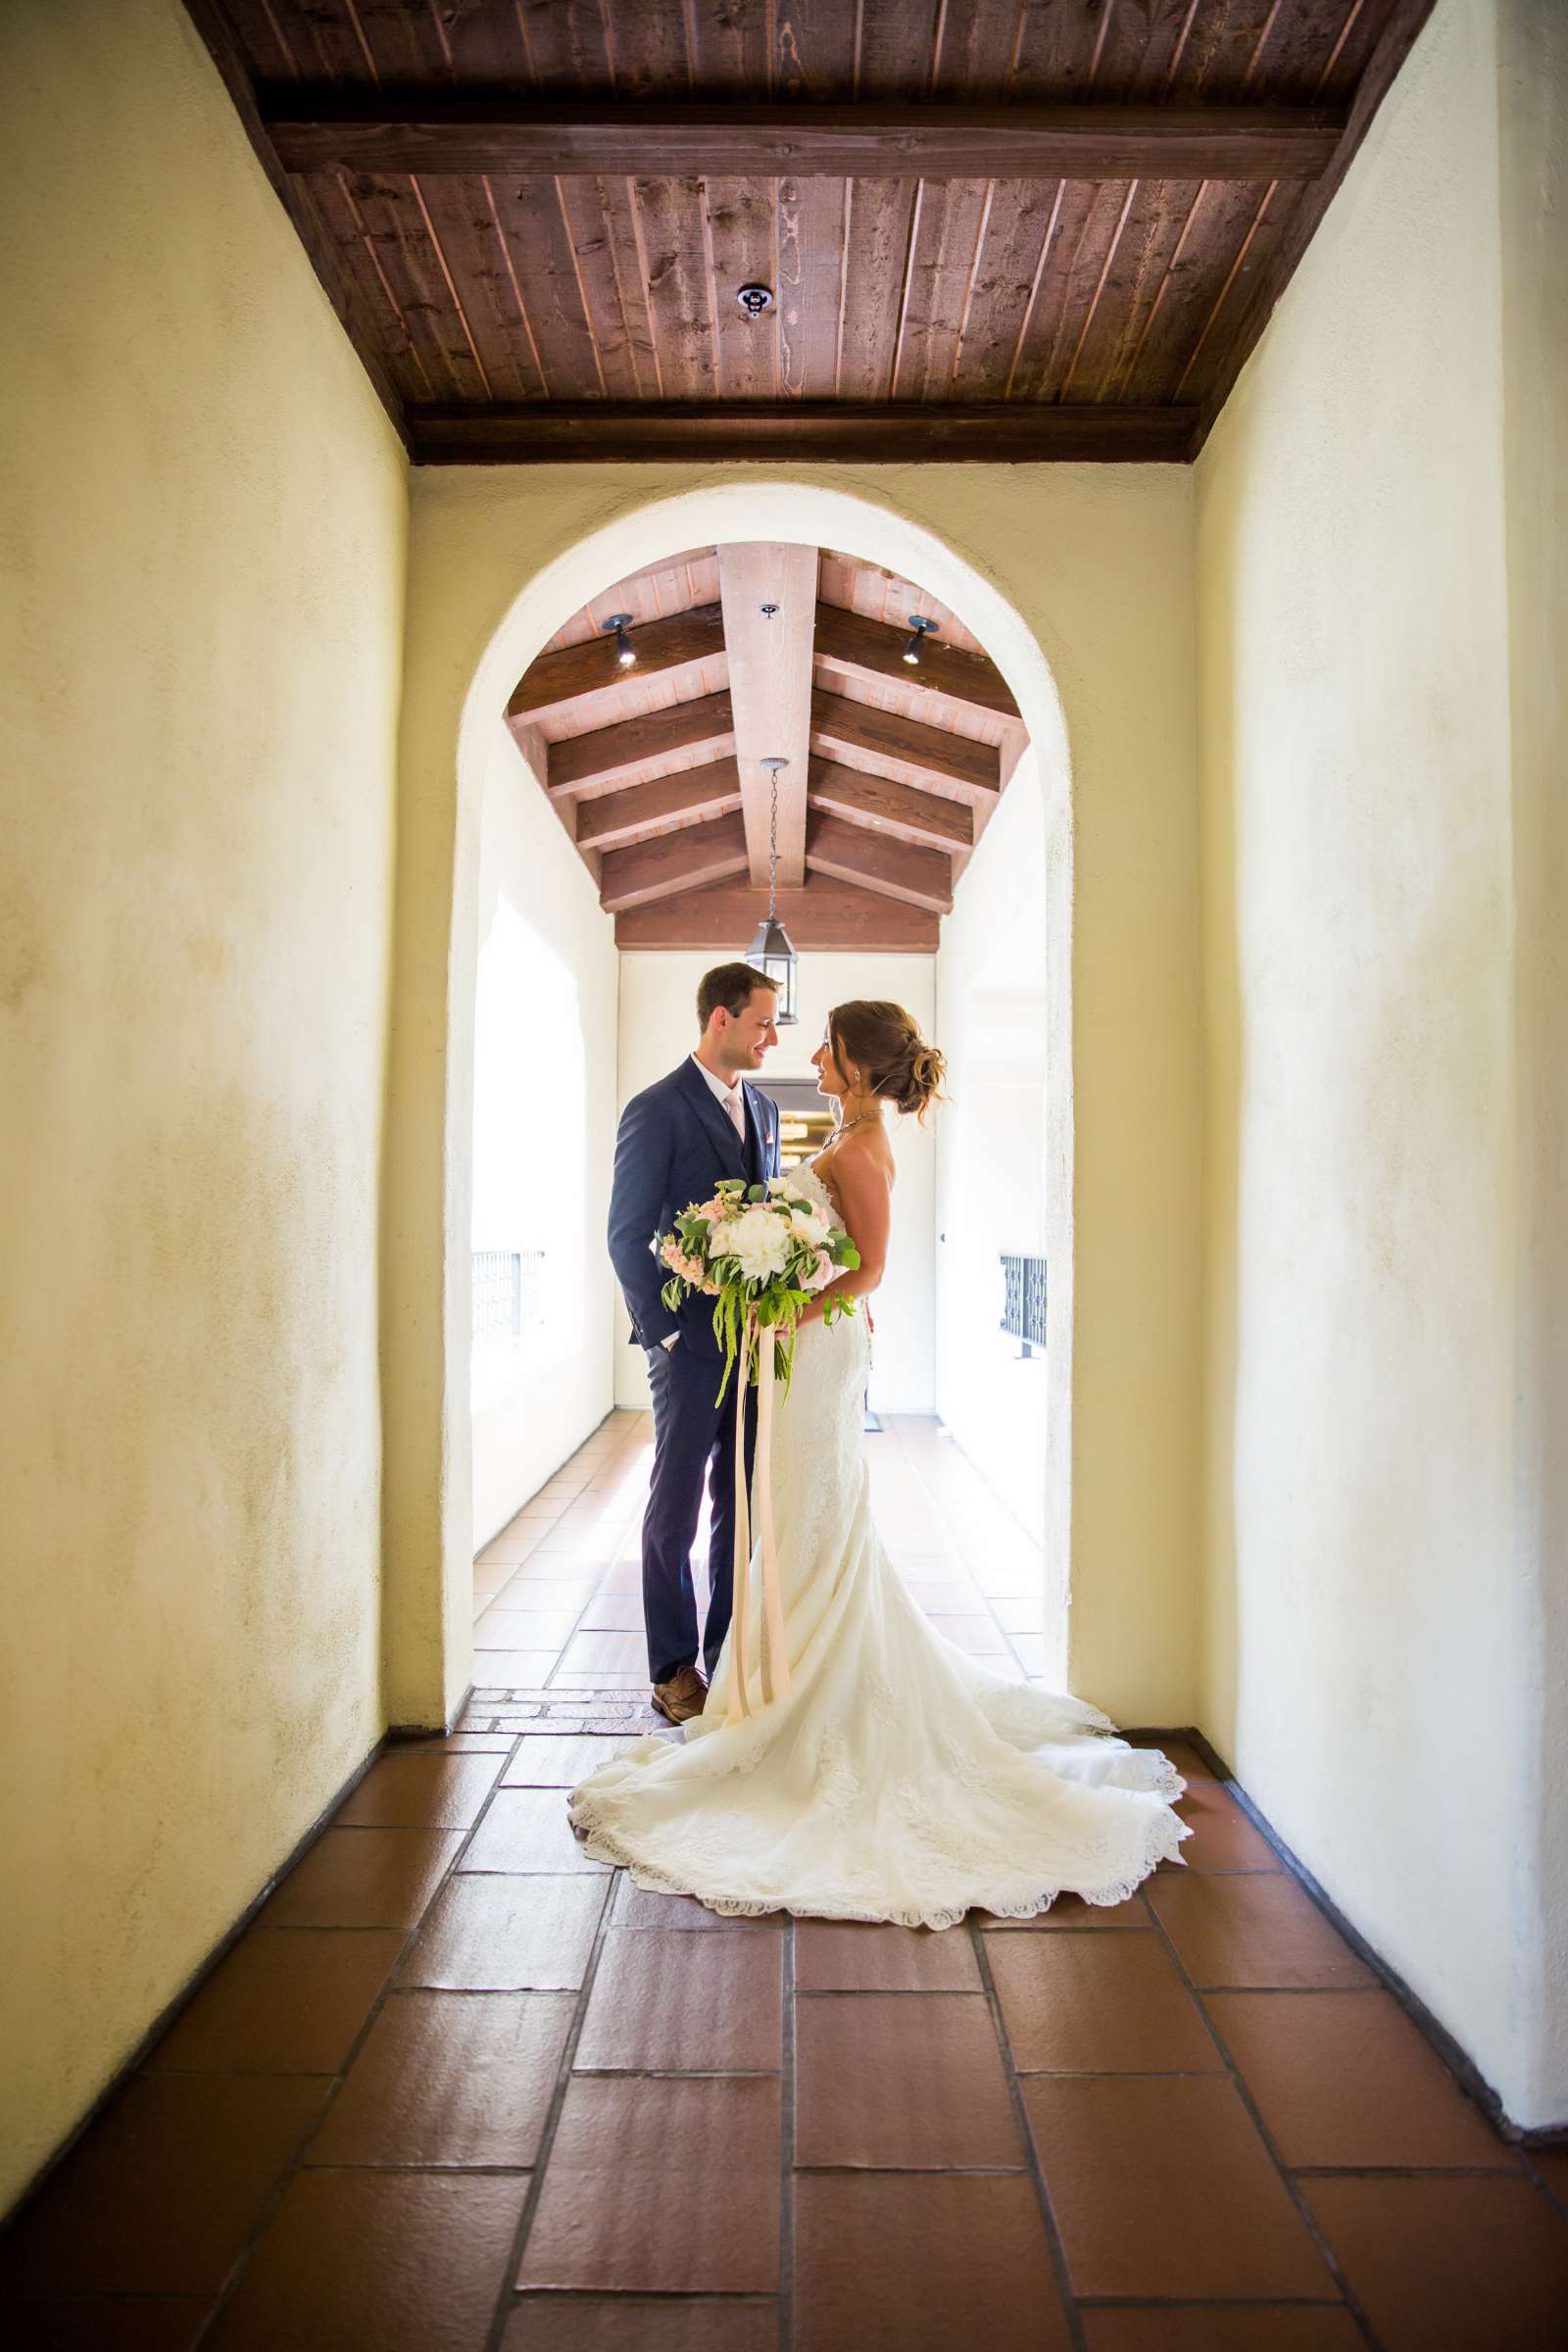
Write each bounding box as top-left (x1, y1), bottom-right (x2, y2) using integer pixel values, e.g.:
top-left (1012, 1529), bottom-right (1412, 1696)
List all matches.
top-left (570, 1165), bottom-right (1189, 1925)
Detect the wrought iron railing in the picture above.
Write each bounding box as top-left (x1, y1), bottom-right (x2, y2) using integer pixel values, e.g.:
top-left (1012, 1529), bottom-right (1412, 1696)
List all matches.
top-left (1000, 1253), bottom-right (1048, 1355)
top-left (472, 1250), bottom-right (546, 1345)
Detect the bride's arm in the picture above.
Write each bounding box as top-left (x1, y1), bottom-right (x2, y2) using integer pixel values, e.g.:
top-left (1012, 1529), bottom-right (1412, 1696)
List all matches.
top-left (796, 1147), bottom-right (891, 1327)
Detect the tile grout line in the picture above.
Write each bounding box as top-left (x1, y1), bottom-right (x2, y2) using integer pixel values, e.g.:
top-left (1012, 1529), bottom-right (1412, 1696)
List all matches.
top-left (898, 1417), bottom-right (1039, 1680)
top-left (190, 1728), bottom-right (529, 2348)
top-left (779, 1918), bottom-right (797, 2352)
top-left (967, 1916), bottom-right (1091, 2352)
top-left (1140, 1891), bottom-right (1388, 2352)
top-left (485, 1863), bottom-right (623, 2350)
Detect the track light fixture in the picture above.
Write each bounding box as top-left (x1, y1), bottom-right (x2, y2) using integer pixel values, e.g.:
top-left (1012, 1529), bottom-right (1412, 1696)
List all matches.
top-left (603, 612), bottom-right (637, 669)
top-left (903, 614), bottom-right (940, 667)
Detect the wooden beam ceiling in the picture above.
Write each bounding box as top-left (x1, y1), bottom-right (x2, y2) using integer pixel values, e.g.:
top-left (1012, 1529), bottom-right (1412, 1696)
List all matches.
top-left (807, 761), bottom-right (974, 855)
top-left (260, 98), bottom-right (1346, 183)
top-left (539, 692), bottom-right (735, 797)
top-left (809, 690), bottom-right (1002, 799)
top-left (716, 544), bottom-right (815, 889)
top-left (805, 813), bottom-right (955, 915)
top-left (597, 811), bottom-right (752, 912)
top-left (508, 604), bottom-right (723, 720)
top-left (572, 760), bottom-right (744, 853)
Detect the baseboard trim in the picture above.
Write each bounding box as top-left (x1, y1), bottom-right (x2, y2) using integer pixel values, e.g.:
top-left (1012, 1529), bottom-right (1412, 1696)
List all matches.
top-left (387, 1679), bottom-right (474, 1741)
top-left (2, 1725), bottom-right (391, 2231)
top-left (1122, 1723), bottom-right (1568, 2151)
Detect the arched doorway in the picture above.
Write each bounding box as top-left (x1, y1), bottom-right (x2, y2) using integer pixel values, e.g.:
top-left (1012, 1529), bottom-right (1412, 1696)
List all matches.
top-left (382, 478), bottom-right (1079, 1731)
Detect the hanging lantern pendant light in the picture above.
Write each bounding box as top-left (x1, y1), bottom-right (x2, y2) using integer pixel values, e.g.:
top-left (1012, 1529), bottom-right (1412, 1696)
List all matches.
top-left (748, 757), bottom-right (799, 1024)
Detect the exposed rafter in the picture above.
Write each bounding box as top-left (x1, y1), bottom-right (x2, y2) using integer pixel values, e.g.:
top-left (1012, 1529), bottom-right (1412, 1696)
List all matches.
top-left (805, 813), bottom-right (955, 914)
top-left (809, 690), bottom-right (1002, 798)
top-left (808, 760), bottom-right (975, 854)
top-left (260, 96), bottom-right (1346, 182)
top-left (539, 692), bottom-right (735, 797)
top-left (509, 605), bottom-right (723, 719)
top-left (812, 602), bottom-right (1019, 719)
top-left (597, 812), bottom-right (751, 912)
top-left (574, 760), bottom-right (744, 852)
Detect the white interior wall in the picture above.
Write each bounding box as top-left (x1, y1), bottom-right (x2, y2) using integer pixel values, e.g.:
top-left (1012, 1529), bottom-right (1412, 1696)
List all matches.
top-left (469, 729), bottom-right (618, 1544)
top-left (613, 951), bottom-right (938, 1414)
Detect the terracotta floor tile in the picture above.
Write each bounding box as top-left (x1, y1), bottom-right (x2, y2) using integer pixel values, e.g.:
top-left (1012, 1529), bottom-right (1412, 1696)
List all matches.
top-left (559, 1630), bottom-right (648, 1675)
top-left (575, 1930), bottom-right (781, 2071)
top-left (501, 2303), bottom-right (775, 2351)
top-left (794, 2170), bottom-right (1070, 2352)
top-left (476, 1532), bottom-right (544, 1566)
top-left (305, 1988), bottom-right (573, 2166)
top-left (258, 1827), bottom-right (464, 1930)
top-left (0, 2075), bottom-right (325, 2295)
top-left (494, 1569), bottom-right (602, 1602)
top-left (3, 2302), bottom-right (213, 2350)
top-left (992, 1930), bottom-right (1223, 2074)
top-left (476, 1609), bottom-right (583, 1650)
top-left (1022, 2076), bottom-right (1332, 2298)
top-left (980, 1890), bottom-right (1152, 1931)
top-left (1304, 2174), bottom-right (1568, 2351)
top-left (1533, 2140), bottom-right (1568, 2209)
top-left (202, 2169), bottom-right (526, 2351)
top-left (1206, 1990), bottom-right (1519, 2169)
top-left (407, 1733), bottom-right (519, 1753)
top-left (795, 1921), bottom-right (981, 1991)
top-left (401, 1874), bottom-right (610, 1990)
top-left (1167, 1782), bottom-right (1283, 1872)
top-left (470, 1649), bottom-right (564, 1684)
top-left (335, 1751), bottom-right (505, 1830)
top-left (796, 1992), bottom-right (1019, 2169)
top-left (1128, 1739), bottom-right (1216, 1781)
top-left (502, 1736), bottom-right (639, 1787)
top-left (462, 1789), bottom-right (610, 1875)
top-left (575, 1592), bottom-right (646, 1631)
top-left (613, 1880), bottom-right (783, 1930)
top-left (549, 1671), bottom-right (651, 1690)
top-left (1081, 2311), bottom-right (1360, 2351)
top-left (147, 1927), bottom-right (403, 2074)
top-left (1147, 1873), bottom-right (1376, 1989)
top-left (519, 2077), bottom-right (780, 2291)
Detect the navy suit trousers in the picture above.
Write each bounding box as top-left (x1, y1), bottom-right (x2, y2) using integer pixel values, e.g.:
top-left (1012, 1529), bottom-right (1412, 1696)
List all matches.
top-left (642, 1336), bottom-right (758, 1685)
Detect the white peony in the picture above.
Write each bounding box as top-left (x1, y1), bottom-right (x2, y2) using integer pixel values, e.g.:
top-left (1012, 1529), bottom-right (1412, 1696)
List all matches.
top-left (724, 1203), bottom-right (792, 1283)
top-left (788, 1205), bottom-right (830, 1247)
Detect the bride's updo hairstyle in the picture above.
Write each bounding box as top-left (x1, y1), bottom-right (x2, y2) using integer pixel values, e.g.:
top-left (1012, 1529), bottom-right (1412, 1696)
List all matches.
top-left (827, 1002), bottom-right (947, 1123)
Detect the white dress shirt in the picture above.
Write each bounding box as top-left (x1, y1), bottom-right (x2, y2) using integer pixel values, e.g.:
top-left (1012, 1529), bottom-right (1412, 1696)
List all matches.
top-left (664, 1055), bottom-right (748, 1349)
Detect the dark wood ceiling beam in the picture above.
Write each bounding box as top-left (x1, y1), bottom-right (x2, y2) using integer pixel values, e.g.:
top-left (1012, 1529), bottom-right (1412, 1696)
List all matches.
top-left (574, 760), bottom-right (744, 852)
top-left (536, 691), bottom-right (735, 796)
top-left (717, 544), bottom-right (816, 887)
top-left (261, 97), bottom-right (1346, 182)
top-left (808, 760), bottom-right (975, 853)
top-left (613, 877), bottom-right (940, 953)
top-left (809, 689), bottom-right (1002, 797)
top-left (812, 602), bottom-right (1018, 718)
top-left (597, 812), bottom-right (751, 912)
top-left (410, 403), bottom-right (1198, 466)
top-left (805, 812), bottom-right (955, 914)
top-left (509, 604), bottom-right (724, 719)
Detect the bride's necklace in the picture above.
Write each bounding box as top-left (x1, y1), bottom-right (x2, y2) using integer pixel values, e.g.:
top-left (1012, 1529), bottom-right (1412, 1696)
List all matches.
top-left (831, 1105), bottom-right (882, 1143)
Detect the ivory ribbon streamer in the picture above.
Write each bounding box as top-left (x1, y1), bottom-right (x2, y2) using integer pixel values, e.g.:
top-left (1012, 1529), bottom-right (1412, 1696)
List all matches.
top-left (725, 1311), bottom-right (794, 1726)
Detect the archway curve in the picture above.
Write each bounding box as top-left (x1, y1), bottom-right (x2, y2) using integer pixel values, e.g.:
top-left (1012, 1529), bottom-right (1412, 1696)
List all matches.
top-left (383, 475), bottom-right (1077, 1730)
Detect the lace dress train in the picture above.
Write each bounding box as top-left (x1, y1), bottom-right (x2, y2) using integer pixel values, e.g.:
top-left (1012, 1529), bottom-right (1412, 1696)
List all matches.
top-left (570, 1186), bottom-right (1188, 1926)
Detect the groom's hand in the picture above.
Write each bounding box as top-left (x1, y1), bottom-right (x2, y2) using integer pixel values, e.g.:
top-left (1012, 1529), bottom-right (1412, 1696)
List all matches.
top-left (662, 1334), bottom-right (680, 1351)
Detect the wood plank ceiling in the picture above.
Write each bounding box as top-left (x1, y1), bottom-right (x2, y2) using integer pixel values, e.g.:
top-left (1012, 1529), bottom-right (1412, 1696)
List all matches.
top-left (187, 0), bottom-right (1438, 465)
top-left (512, 544), bottom-right (1025, 950)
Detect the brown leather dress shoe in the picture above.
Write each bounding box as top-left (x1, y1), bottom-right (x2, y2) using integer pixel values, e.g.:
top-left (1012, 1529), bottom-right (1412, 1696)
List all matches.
top-left (651, 1665), bottom-right (707, 1726)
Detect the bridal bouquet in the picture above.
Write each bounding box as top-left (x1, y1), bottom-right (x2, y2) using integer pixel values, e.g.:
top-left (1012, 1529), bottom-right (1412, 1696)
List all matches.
top-left (659, 1172), bottom-right (860, 1402)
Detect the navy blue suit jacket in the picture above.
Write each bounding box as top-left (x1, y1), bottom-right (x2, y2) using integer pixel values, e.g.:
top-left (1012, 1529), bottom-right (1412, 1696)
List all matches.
top-left (609, 1057), bottom-right (783, 1361)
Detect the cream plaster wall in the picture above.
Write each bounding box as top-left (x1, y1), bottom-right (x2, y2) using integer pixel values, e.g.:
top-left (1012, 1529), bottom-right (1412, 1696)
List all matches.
top-left (387, 468), bottom-right (1200, 1735)
top-left (613, 951), bottom-right (938, 1415)
top-left (0, 0), bottom-right (407, 2204)
top-left (1196, 0), bottom-right (1566, 2127)
top-left (469, 727), bottom-right (618, 1544)
top-left (934, 751), bottom-right (1055, 1619)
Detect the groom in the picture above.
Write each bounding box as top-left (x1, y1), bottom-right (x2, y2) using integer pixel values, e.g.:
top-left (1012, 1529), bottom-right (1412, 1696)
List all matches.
top-left (609, 963), bottom-right (783, 1724)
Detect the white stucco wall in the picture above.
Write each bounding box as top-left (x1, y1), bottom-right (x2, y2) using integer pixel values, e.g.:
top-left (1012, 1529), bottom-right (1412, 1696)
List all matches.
top-left (469, 728), bottom-right (618, 1544)
top-left (613, 951), bottom-right (938, 1414)
top-left (1196, 0), bottom-right (1566, 2128)
top-left (0, 0), bottom-right (407, 2206)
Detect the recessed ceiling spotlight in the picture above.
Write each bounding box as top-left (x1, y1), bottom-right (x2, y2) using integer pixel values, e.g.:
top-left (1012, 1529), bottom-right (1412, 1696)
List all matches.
top-left (903, 614), bottom-right (939, 666)
top-left (736, 283), bottom-right (775, 318)
top-left (603, 612), bottom-right (637, 669)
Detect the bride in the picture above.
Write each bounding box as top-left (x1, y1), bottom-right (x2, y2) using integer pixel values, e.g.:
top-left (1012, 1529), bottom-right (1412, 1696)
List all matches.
top-left (569, 1000), bottom-right (1189, 1925)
